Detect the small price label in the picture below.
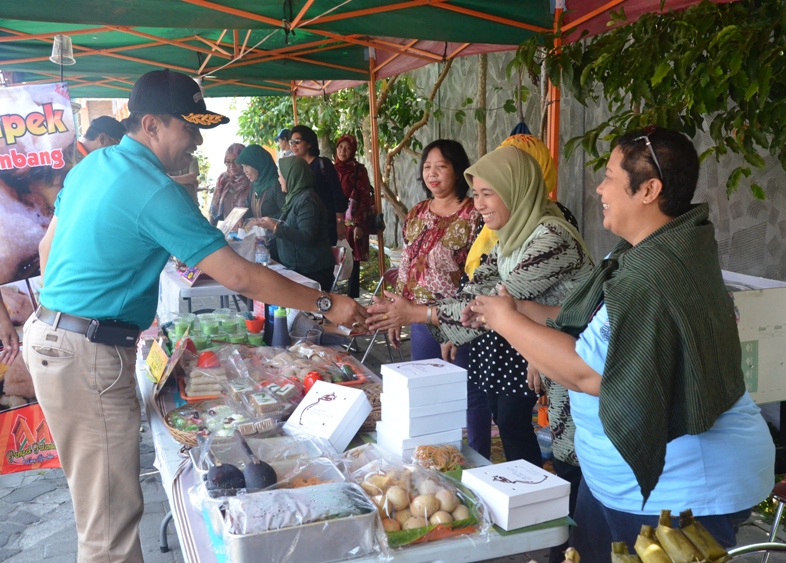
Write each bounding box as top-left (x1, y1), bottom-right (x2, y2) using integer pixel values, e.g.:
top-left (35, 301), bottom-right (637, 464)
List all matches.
top-left (145, 340), bottom-right (169, 383)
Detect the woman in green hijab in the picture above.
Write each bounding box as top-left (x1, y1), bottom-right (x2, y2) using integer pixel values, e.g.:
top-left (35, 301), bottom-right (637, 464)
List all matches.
top-left (256, 157), bottom-right (336, 291)
top-left (236, 145), bottom-right (286, 220)
top-left (367, 146), bottom-right (593, 467)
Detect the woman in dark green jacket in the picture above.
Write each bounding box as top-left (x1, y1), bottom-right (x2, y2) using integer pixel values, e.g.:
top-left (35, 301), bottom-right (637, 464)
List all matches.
top-left (236, 144), bottom-right (286, 261)
top-left (257, 157), bottom-right (336, 291)
top-left (236, 144), bottom-right (286, 219)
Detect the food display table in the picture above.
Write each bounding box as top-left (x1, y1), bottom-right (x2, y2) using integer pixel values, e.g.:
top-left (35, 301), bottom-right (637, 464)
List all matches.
top-left (135, 360), bottom-right (568, 563)
top-left (157, 260), bottom-right (320, 323)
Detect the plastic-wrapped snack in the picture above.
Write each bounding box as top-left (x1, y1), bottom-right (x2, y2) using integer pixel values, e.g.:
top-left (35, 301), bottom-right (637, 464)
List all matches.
top-left (271, 458), bottom-right (347, 490)
top-left (412, 444), bottom-right (466, 472)
top-left (215, 483), bottom-right (382, 563)
top-left (288, 340), bottom-right (320, 359)
top-left (242, 389), bottom-right (288, 418)
top-left (266, 351), bottom-right (301, 368)
top-left (352, 461), bottom-right (489, 548)
top-left (250, 347), bottom-right (288, 362)
top-left (334, 356), bottom-right (370, 381)
top-left (202, 402), bottom-right (254, 436)
top-left (166, 398), bottom-right (255, 441)
top-left (222, 377), bottom-right (258, 402)
top-left (260, 379), bottom-right (301, 402)
top-left (185, 367), bottom-right (227, 398)
top-left (340, 443), bottom-right (397, 474)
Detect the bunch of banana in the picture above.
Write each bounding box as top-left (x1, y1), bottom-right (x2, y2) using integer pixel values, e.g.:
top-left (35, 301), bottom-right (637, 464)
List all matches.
top-left (563, 547), bottom-right (581, 562)
top-left (679, 510), bottom-right (731, 563)
top-left (612, 541), bottom-right (643, 562)
top-left (635, 525), bottom-right (673, 563)
top-left (629, 510), bottom-right (731, 563)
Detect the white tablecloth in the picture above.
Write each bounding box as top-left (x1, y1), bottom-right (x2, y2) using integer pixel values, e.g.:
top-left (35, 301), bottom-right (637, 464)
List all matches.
top-left (135, 361), bottom-right (567, 563)
top-left (157, 260), bottom-right (320, 324)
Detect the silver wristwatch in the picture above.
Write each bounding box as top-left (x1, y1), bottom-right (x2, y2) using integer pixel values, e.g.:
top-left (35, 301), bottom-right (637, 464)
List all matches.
top-left (316, 293), bottom-right (332, 313)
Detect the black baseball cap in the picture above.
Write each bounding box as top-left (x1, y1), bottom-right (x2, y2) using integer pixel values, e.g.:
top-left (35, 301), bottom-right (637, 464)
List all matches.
top-left (275, 128), bottom-right (291, 141)
top-left (128, 69), bottom-right (229, 129)
top-left (86, 116), bottom-right (126, 140)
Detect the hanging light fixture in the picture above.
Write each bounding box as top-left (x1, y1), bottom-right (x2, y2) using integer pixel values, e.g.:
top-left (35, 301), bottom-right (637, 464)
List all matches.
top-left (49, 34), bottom-right (76, 82)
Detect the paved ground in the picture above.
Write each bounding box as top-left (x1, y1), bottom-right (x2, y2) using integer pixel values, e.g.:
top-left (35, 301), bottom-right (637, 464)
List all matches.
top-left (2, 292), bottom-right (785, 562)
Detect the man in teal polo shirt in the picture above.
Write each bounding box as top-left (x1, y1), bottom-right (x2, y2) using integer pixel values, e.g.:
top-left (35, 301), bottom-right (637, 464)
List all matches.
top-left (24, 69), bottom-right (366, 563)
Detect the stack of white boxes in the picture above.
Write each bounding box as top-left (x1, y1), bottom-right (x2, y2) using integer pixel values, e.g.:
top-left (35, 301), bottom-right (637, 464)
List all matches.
top-left (375, 359), bottom-right (467, 458)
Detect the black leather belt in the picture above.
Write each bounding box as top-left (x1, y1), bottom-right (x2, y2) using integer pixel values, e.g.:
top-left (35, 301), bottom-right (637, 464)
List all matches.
top-left (35, 305), bottom-right (140, 347)
top-left (35, 305), bottom-right (91, 335)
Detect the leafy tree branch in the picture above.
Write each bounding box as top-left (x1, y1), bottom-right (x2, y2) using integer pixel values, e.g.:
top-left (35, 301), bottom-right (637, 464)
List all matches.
top-left (512, 0), bottom-right (786, 198)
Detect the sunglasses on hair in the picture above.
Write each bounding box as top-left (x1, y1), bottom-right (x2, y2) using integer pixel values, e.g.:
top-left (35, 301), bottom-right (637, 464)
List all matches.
top-left (633, 125), bottom-right (664, 180)
top-left (289, 138), bottom-right (303, 145)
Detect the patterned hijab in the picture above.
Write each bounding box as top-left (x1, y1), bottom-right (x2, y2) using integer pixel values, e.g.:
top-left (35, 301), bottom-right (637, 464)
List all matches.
top-left (279, 156), bottom-right (316, 215)
top-left (236, 145), bottom-right (278, 197)
top-left (464, 147), bottom-right (582, 258)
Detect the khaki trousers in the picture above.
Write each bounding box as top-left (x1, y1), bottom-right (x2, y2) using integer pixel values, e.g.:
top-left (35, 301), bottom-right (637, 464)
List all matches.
top-left (23, 315), bottom-right (144, 563)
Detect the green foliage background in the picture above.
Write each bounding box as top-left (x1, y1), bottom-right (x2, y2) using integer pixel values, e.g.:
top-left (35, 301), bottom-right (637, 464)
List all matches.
top-left (513, 0), bottom-right (786, 198)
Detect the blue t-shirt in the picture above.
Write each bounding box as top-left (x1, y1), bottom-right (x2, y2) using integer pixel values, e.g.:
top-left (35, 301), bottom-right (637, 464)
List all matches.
top-left (571, 303), bottom-right (774, 515)
top-left (41, 136), bottom-right (226, 329)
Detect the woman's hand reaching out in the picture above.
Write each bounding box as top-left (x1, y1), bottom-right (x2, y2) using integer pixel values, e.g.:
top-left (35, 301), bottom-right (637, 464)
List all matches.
top-left (366, 290), bottom-right (415, 332)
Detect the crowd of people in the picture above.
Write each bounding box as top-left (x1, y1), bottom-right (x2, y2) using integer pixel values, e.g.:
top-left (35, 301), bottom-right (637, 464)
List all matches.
top-left (0, 66), bottom-right (774, 562)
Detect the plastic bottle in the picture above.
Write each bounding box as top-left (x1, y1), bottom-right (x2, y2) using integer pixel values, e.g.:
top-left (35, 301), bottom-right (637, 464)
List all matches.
top-left (270, 307), bottom-right (291, 348)
top-left (536, 426), bottom-right (553, 461)
top-left (254, 238), bottom-right (270, 266)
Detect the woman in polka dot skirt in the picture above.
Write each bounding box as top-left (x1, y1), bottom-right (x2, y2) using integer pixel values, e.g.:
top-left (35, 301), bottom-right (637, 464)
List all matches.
top-left (367, 146), bottom-right (593, 466)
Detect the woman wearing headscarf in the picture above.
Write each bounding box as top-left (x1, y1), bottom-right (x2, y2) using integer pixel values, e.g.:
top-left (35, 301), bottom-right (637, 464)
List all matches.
top-left (457, 134), bottom-right (583, 561)
top-left (367, 146), bottom-right (593, 467)
top-left (334, 134), bottom-right (374, 298)
top-left (235, 145), bottom-right (285, 221)
top-left (236, 145), bottom-right (286, 262)
top-left (209, 143), bottom-right (251, 226)
top-left (255, 157), bottom-right (335, 291)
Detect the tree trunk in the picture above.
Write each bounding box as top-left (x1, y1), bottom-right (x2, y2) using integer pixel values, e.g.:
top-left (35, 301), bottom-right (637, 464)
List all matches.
top-left (477, 53), bottom-right (488, 159)
top-left (381, 59), bottom-right (454, 222)
top-left (539, 55), bottom-right (549, 141)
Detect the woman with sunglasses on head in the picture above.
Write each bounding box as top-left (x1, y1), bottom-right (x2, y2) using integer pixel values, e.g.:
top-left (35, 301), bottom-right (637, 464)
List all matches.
top-left (468, 127), bottom-right (775, 558)
top-left (367, 144), bottom-right (592, 466)
top-left (209, 143), bottom-right (252, 226)
top-left (289, 125), bottom-right (348, 246)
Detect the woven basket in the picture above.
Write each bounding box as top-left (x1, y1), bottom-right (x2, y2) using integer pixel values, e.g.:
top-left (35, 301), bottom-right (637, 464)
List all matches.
top-left (359, 383), bottom-right (382, 432)
top-left (164, 401), bottom-right (209, 447)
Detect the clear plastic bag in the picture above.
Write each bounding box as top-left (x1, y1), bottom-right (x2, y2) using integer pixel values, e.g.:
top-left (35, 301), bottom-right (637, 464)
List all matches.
top-left (351, 460), bottom-right (491, 549)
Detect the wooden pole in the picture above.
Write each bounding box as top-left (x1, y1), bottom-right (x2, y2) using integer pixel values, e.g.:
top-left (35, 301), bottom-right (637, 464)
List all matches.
top-left (546, 7), bottom-right (563, 199)
top-left (291, 81), bottom-right (299, 125)
top-left (367, 51), bottom-right (386, 276)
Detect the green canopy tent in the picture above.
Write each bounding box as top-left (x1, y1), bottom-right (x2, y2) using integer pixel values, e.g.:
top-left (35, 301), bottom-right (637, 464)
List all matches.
top-left (0, 0), bottom-right (719, 270)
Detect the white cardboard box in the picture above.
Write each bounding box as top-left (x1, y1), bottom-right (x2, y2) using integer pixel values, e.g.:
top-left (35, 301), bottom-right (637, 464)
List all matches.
top-left (380, 393), bottom-right (466, 437)
top-left (723, 270), bottom-right (786, 405)
top-left (381, 358), bottom-right (467, 389)
top-left (461, 459), bottom-right (570, 531)
top-left (375, 421), bottom-right (463, 458)
top-left (383, 380), bottom-right (468, 408)
top-left (380, 393), bottom-right (467, 417)
top-left (284, 381), bottom-right (371, 453)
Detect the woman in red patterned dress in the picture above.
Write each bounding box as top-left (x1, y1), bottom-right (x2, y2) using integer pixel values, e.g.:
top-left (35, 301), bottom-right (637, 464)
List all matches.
top-left (334, 134), bottom-right (374, 298)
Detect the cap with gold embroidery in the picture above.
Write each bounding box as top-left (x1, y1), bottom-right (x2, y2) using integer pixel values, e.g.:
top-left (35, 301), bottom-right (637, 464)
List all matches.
top-left (128, 69), bottom-right (229, 129)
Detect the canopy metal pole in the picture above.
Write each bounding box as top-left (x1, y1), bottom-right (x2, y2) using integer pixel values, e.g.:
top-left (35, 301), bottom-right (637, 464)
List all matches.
top-left (291, 81), bottom-right (299, 125)
top-left (546, 6), bottom-right (563, 199)
top-left (367, 51), bottom-right (386, 276)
